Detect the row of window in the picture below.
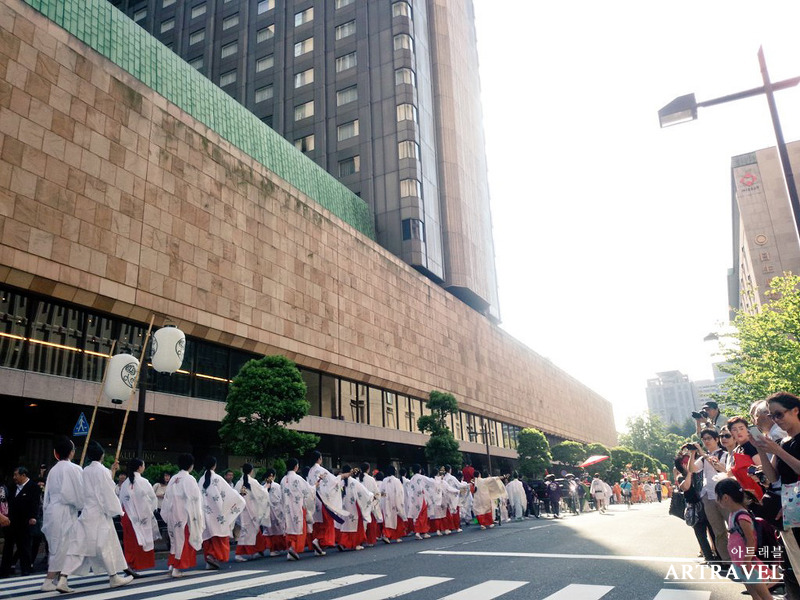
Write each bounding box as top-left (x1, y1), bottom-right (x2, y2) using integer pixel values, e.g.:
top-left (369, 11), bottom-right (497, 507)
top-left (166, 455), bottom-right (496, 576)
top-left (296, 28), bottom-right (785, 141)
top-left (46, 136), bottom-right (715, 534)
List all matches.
top-left (0, 285), bottom-right (521, 450)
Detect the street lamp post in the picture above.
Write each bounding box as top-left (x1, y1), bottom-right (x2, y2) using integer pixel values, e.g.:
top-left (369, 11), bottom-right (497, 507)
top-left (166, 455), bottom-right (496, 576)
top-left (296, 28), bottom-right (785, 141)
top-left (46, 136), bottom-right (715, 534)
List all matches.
top-left (467, 422), bottom-right (493, 475)
top-left (658, 47), bottom-right (800, 243)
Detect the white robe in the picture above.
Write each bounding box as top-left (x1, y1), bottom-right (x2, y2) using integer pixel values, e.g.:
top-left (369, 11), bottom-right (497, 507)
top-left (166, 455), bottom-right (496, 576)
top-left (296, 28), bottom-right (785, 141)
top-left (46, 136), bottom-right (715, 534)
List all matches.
top-left (234, 476), bottom-right (271, 546)
top-left (404, 473), bottom-right (435, 520)
top-left (307, 463), bottom-right (348, 523)
top-left (263, 481), bottom-right (285, 536)
top-left (41, 459), bottom-right (84, 572)
top-left (338, 477), bottom-right (373, 533)
top-left (359, 473), bottom-right (383, 522)
top-left (161, 470), bottom-right (204, 560)
top-left (506, 479), bottom-right (527, 518)
top-left (280, 470), bottom-right (316, 536)
top-left (62, 461), bottom-right (127, 576)
top-left (198, 470), bottom-right (246, 541)
top-left (119, 474), bottom-right (160, 551)
top-left (379, 476), bottom-right (406, 530)
top-left (435, 475), bottom-right (460, 519)
top-left (473, 477), bottom-right (495, 516)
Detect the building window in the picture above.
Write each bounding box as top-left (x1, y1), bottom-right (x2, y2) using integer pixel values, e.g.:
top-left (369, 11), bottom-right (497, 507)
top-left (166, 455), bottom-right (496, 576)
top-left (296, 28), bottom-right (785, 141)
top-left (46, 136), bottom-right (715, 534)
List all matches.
top-left (335, 20), bottom-right (355, 40)
top-left (261, 115), bottom-right (273, 127)
top-left (221, 42), bottom-right (238, 59)
top-left (294, 38), bottom-right (313, 57)
top-left (257, 25), bottom-right (275, 43)
top-left (335, 0), bottom-right (354, 7)
top-left (188, 30), bottom-right (205, 45)
top-left (188, 56), bottom-right (203, 70)
top-left (336, 85), bottom-right (358, 106)
top-left (400, 178), bottom-right (421, 198)
top-left (402, 218), bottom-right (424, 241)
top-left (394, 33), bottom-right (413, 52)
top-left (294, 100), bottom-right (314, 121)
top-left (162, 0), bottom-right (175, 7)
top-left (294, 134), bottom-right (315, 152)
top-left (338, 156), bottom-right (360, 177)
top-left (392, 1), bottom-right (411, 18)
top-left (160, 18), bottom-right (175, 33)
top-left (294, 7), bottom-right (313, 27)
top-left (398, 140), bottom-right (419, 160)
top-left (255, 85), bottom-right (273, 103)
top-left (294, 68), bottom-right (314, 88)
top-left (190, 3), bottom-right (206, 19)
top-left (396, 103), bottom-right (417, 123)
top-left (222, 14), bottom-right (239, 30)
top-left (257, 0), bottom-right (274, 14)
top-left (256, 55), bottom-right (274, 72)
top-left (395, 67), bottom-right (416, 86)
top-left (337, 120), bottom-right (359, 141)
top-left (335, 52), bottom-right (357, 72)
top-left (220, 70), bottom-right (236, 87)
top-left (133, 8), bottom-right (147, 21)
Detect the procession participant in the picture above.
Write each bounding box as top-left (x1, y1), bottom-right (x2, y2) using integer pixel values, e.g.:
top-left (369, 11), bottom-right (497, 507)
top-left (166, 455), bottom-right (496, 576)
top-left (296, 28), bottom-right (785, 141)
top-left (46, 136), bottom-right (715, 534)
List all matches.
top-left (378, 466), bottom-right (406, 543)
top-left (40, 437), bottom-right (83, 592)
top-left (357, 462), bottom-right (382, 546)
top-left (457, 471), bottom-right (474, 528)
top-left (262, 468), bottom-right (287, 556)
top-left (506, 472), bottom-right (528, 520)
top-left (162, 453), bottom-right (204, 578)
top-left (55, 441), bottom-right (133, 593)
top-left (431, 467), bottom-right (459, 534)
top-left (589, 474), bottom-right (607, 514)
top-left (234, 463), bottom-right (270, 562)
top-left (307, 451), bottom-right (347, 555)
top-left (405, 464), bottom-right (435, 539)
top-left (280, 458), bottom-right (317, 561)
top-left (545, 474), bottom-right (562, 518)
top-left (398, 468), bottom-right (412, 534)
top-left (119, 458), bottom-right (159, 575)
top-left (0, 467), bottom-right (39, 579)
top-left (427, 469), bottom-right (448, 535)
top-left (198, 456), bottom-right (245, 569)
top-left (443, 465), bottom-right (469, 532)
top-left (223, 470), bottom-right (235, 488)
top-left (336, 465), bottom-right (373, 551)
top-left (152, 472), bottom-right (171, 551)
top-left (473, 471), bottom-right (498, 529)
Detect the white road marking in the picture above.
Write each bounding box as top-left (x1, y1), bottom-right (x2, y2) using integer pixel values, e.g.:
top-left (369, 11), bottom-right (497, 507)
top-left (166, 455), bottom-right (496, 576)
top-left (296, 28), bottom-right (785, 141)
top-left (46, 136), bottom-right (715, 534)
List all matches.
top-left (436, 580), bottom-right (528, 599)
top-left (153, 571), bottom-right (322, 600)
top-left (653, 591), bottom-right (711, 599)
top-left (419, 550), bottom-right (700, 563)
top-left (249, 574), bottom-right (386, 599)
top-left (0, 570), bottom-right (165, 594)
top-left (541, 584), bottom-right (614, 600)
top-left (528, 525), bottom-right (554, 530)
top-left (328, 576), bottom-right (451, 600)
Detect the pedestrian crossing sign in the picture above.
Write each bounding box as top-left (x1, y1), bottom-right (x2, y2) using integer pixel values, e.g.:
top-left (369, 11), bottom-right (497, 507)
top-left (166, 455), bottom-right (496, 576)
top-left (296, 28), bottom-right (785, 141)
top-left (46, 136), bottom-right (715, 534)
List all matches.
top-left (73, 412), bottom-right (89, 437)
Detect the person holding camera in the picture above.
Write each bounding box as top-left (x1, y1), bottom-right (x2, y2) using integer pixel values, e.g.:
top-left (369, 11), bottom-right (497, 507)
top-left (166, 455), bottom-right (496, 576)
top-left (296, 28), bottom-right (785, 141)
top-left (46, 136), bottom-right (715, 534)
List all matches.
top-left (693, 401), bottom-right (721, 436)
top-left (690, 430), bottom-right (730, 563)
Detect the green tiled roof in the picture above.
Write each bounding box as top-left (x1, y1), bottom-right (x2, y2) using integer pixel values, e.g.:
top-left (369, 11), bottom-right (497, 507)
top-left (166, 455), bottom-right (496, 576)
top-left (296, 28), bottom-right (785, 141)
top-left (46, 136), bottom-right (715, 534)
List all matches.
top-left (23, 0), bottom-right (376, 239)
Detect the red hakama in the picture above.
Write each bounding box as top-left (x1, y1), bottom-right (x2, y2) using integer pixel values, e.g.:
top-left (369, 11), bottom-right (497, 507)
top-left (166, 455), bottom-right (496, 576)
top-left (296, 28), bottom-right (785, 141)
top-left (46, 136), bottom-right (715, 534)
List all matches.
top-left (203, 536), bottom-right (230, 563)
top-left (337, 506), bottom-right (367, 549)
top-left (383, 519), bottom-right (405, 540)
top-left (312, 508), bottom-right (336, 547)
top-left (167, 525), bottom-right (197, 570)
top-left (449, 508), bottom-right (460, 530)
top-left (285, 509), bottom-right (308, 554)
top-left (236, 531), bottom-right (269, 555)
top-left (413, 500), bottom-right (430, 534)
top-left (476, 512), bottom-right (493, 527)
top-left (121, 512), bottom-right (155, 570)
top-left (266, 535), bottom-right (287, 552)
top-left (365, 519), bottom-right (380, 545)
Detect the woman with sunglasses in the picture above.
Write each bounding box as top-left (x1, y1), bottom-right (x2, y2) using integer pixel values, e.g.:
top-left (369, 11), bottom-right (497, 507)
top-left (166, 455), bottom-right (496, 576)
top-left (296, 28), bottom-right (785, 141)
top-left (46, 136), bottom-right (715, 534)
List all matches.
top-left (719, 427), bottom-right (737, 469)
top-left (752, 392), bottom-right (800, 590)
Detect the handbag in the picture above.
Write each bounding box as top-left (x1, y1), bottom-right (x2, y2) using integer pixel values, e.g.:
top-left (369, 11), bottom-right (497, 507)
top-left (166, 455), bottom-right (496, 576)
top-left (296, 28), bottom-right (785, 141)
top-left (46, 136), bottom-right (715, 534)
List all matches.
top-left (669, 490), bottom-right (686, 519)
top-left (782, 481), bottom-right (800, 529)
top-left (684, 500), bottom-right (705, 527)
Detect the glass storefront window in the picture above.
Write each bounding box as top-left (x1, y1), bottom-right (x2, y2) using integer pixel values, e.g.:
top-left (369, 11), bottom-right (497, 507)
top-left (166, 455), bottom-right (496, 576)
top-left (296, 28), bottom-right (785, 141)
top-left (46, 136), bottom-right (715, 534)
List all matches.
top-left (451, 410), bottom-right (463, 441)
top-left (301, 369), bottom-right (321, 416)
top-left (82, 312), bottom-right (114, 382)
top-left (0, 290), bottom-right (27, 369)
top-left (367, 386), bottom-right (382, 427)
top-left (384, 391), bottom-right (397, 429)
top-left (194, 341), bottom-right (228, 401)
top-left (320, 374), bottom-right (338, 419)
top-left (408, 397), bottom-right (419, 432)
top-left (342, 380), bottom-right (365, 423)
top-left (29, 301), bottom-right (83, 378)
top-left (397, 395), bottom-right (411, 432)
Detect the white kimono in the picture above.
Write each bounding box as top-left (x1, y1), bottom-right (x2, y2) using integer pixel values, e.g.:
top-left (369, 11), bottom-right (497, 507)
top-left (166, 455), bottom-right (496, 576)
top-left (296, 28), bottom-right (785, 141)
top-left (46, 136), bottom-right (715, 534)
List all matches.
top-left (119, 474), bottom-right (160, 551)
top-left (198, 471), bottom-right (246, 541)
top-left (41, 459), bottom-right (84, 572)
top-left (280, 470), bottom-right (316, 536)
top-left (234, 476), bottom-right (271, 546)
top-left (433, 475), bottom-right (460, 520)
top-left (444, 473), bottom-right (470, 516)
top-left (404, 473), bottom-right (435, 521)
top-left (307, 463), bottom-right (348, 524)
top-left (472, 477), bottom-right (496, 516)
top-left (338, 477), bottom-right (373, 533)
top-left (263, 481), bottom-right (285, 536)
top-left (359, 473), bottom-right (383, 523)
top-left (505, 479), bottom-right (527, 518)
top-left (379, 475), bottom-right (406, 529)
top-left (161, 470), bottom-right (204, 560)
top-left (62, 461), bottom-right (127, 576)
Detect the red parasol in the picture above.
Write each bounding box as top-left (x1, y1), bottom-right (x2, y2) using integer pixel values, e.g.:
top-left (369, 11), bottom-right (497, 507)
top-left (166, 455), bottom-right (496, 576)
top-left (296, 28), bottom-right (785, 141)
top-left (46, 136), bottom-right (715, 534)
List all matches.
top-left (578, 455), bottom-right (610, 469)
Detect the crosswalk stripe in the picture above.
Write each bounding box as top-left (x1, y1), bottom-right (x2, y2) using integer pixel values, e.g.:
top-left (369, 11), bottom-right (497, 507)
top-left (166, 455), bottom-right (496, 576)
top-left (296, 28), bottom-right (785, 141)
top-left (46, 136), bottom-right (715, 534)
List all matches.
top-left (246, 574), bottom-right (387, 599)
top-left (0, 570), bottom-right (165, 595)
top-left (327, 576), bottom-right (452, 600)
top-left (419, 550), bottom-right (698, 564)
top-left (653, 591), bottom-right (711, 600)
top-left (540, 584), bottom-right (614, 600)
top-left (153, 571), bottom-right (323, 600)
top-left (436, 580), bottom-right (528, 600)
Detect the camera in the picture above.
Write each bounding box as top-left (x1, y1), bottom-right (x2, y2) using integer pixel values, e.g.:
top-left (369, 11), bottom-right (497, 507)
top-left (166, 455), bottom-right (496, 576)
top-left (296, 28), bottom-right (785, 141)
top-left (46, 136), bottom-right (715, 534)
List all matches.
top-left (691, 410), bottom-right (709, 420)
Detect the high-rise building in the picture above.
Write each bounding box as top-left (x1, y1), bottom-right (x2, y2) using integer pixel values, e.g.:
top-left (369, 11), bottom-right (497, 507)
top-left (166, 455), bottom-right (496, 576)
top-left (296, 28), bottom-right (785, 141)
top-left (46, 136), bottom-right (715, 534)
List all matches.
top-left (109, 0), bottom-right (501, 321)
top-left (728, 142), bottom-right (800, 316)
top-left (645, 371), bottom-right (699, 426)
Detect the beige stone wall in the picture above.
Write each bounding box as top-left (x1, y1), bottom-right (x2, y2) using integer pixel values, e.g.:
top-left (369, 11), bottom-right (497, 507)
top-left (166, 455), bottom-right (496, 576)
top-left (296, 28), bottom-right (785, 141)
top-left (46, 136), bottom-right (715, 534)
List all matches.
top-left (0, 0), bottom-right (617, 447)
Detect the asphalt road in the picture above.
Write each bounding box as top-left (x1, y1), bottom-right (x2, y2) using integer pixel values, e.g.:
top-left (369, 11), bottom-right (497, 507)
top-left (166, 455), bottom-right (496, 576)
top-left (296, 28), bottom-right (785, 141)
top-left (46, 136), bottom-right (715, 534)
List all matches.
top-left (0, 501), bottom-right (768, 600)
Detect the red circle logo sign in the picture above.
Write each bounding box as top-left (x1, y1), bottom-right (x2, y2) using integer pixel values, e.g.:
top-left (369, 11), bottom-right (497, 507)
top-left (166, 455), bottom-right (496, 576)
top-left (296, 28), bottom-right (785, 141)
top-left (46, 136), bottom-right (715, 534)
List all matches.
top-left (740, 173), bottom-right (758, 187)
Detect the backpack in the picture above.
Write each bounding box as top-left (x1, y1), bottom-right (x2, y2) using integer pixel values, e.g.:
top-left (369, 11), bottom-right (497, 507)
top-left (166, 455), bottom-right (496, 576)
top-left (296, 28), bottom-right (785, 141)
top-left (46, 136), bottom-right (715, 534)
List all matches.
top-left (730, 509), bottom-right (782, 563)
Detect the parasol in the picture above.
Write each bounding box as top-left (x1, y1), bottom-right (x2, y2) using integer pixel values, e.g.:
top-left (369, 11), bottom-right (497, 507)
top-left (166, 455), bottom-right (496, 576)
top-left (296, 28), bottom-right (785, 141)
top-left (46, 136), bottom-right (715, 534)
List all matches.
top-left (578, 455), bottom-right (610, 469)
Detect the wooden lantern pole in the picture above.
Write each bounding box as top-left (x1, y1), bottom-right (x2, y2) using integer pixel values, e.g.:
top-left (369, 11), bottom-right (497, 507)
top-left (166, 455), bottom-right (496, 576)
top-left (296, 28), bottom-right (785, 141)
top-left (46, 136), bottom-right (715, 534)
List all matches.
top-left (114, 314), bottom-right (155, 464)
top-left (79, 340), bottom-right (117, 466)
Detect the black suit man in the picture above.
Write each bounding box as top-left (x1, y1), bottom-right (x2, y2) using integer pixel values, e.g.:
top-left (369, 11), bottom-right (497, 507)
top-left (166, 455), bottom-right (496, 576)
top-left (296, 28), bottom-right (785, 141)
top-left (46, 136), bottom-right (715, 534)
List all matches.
top-left (0, 467), bottom-right (40, 577)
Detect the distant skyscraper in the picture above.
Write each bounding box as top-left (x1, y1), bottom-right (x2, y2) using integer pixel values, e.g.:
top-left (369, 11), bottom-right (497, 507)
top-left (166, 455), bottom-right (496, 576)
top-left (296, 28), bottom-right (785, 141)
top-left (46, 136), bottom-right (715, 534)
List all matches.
top-left (645, 370), bottom-right (699, 426)
top-left (110, 0), bottom-right (500, 321)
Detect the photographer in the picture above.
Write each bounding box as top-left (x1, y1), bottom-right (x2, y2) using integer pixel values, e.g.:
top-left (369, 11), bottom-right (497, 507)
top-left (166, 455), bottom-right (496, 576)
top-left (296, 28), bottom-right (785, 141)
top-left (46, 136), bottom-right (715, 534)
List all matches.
top-left (693, 402), bottom-right (721, 436)
top-left (690, 430), bottom-right (730, 563)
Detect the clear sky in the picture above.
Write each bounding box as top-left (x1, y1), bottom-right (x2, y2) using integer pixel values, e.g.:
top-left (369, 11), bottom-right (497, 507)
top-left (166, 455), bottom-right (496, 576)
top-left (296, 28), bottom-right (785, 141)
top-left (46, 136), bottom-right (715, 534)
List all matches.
top-left (472, 1), bottom-right (800, 432)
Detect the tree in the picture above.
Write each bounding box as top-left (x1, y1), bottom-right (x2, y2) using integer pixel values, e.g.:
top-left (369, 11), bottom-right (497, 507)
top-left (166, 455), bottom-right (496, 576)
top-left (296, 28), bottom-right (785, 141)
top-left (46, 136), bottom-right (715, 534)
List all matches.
top-left (550, 441), bottom-right (586, 467)
top-left (618, 414), bottom-right (688, 468)
top-left (516, 428), bottom-right (551, 478)
top-left (219, 355), bottom-right (319, 462)
top-left (608, 446), bottom-right (634, 479)
top-left (583, 442), bottom-right (612, 478)
top-left (717, 274), bottom-right (800, 413)
top-left (666, 418), bottom-right (697, 438)
top-left (417, 390), bottom-right (463, 469)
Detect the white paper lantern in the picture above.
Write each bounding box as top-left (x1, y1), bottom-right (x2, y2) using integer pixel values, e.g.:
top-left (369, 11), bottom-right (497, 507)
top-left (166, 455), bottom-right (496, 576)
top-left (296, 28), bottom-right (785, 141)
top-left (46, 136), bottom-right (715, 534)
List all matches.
top-left (103, 354), bottom-right (140, 403)
top-left (151, 326), bottom-right (186, 374)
